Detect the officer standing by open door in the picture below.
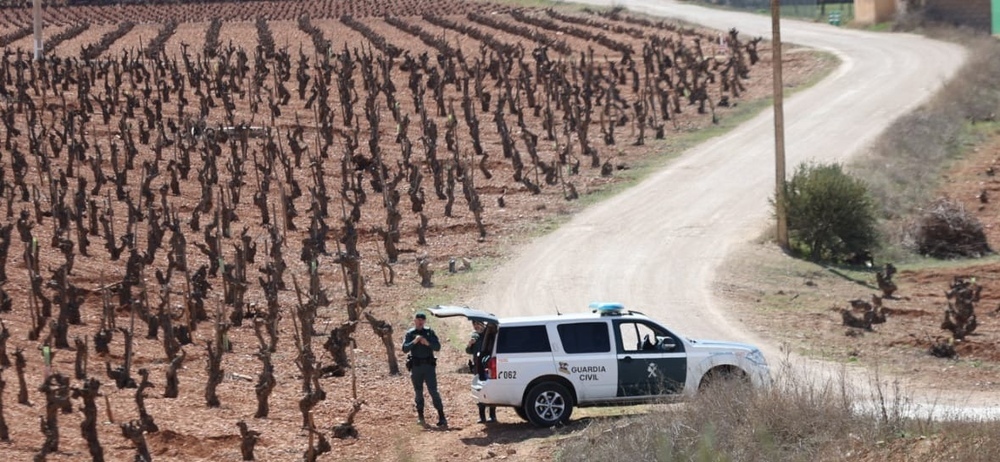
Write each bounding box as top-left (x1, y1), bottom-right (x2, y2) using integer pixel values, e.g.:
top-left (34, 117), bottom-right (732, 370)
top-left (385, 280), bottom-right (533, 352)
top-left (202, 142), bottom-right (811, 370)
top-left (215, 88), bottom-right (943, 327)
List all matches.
top-left (466, 321), bottom-right (496, 423)
top-left (402, 312), bottom-right (447, 427)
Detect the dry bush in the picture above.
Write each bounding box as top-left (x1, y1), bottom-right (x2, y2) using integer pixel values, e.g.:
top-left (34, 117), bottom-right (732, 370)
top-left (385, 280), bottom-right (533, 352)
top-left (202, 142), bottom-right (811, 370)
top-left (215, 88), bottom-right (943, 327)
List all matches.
top-left (558, 362), bottom-right (1000, 461)
top-left (911, 197), bottom-right (990, 258)
top-left (930, 420), bottom-right (1000, 462)
top-left (559, 365), bottom-right (897, 461)
top-left (936, 42), bottom-right (1000, 123)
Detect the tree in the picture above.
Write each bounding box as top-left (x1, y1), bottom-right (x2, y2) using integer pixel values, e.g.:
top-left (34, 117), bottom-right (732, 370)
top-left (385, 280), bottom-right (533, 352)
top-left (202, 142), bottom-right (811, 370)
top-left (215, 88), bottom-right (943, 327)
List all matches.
top-left (777, 162), bottom-right (879, 261)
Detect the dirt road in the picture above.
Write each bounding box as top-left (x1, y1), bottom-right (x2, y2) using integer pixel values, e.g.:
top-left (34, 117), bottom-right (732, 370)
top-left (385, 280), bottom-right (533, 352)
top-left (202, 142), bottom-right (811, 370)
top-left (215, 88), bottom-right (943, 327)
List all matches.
top-left (470, 1), bottom-right (992, 412)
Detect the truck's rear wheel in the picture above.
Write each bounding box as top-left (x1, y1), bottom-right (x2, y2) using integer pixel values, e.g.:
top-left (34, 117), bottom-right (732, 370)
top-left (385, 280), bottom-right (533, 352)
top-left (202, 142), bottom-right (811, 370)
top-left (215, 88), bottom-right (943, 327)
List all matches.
top-left (524, 382), bottom-right (573, 427)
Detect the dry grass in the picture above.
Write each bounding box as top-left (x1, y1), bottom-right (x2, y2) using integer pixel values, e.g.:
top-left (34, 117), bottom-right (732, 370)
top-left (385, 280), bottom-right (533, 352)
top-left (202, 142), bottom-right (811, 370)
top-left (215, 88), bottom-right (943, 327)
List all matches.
top-left (557, 358), bottom-right (1000, 461)
top-left (557, 18), bottom-right (1000, 462)
top-left (850, 34), bottom-right (1000, 258)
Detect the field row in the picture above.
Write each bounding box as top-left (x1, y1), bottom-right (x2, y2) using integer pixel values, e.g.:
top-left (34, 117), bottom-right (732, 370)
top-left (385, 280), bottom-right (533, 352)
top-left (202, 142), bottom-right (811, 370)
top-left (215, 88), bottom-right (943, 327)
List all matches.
top-left (0, 12), bottom-right (738, 62)
top-left (0, 0), bottom-right (494, 27)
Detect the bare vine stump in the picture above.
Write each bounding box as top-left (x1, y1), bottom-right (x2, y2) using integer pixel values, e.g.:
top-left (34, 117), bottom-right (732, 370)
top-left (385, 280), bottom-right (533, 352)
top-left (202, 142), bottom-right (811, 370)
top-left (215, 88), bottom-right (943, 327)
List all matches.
top-left (252, 319), bottom-right (267, 351)
top-left (942, 276), bottom-right (980, 340)
top-left (205, 341), bottom-right (223, 407)
top-left (304, 423), bottom-right (330, 462)
top-left (237, 420), bottom-right (260, 460)
top-left (215, 317), bottom-right (233, 354)
top-left (322, 321), bottom-right (357, 375)
top-left (876, 263), bottom-right (897, 298)
top-left (0, 369), bottom-right (9, 441)
top-left (417, 213), bottom-right (428, 245)
top-left (0, 320), bottom-right (9, 368)
top-left (135, 369), bottom-right (158, 433)
top-left (106, 361), bottom-right (137, 389)
top-left (379, 259), bottom-right (395, 286)
top-left (298, 386), bottom-right (326, 430)
top-left (417, 256), bottom-right (433, 288)
top-left (159, 306), bottom-right (180, 361)
top-left (121, 420), bottom-right (152, 462)
top-left (72, 378), bottom-right (104, 462)
top-left (35, 416), bottom-right (56, 462)
top-left (364, 312), bottom-right (399, 375)
top-left (332, 400), bottom-right (364, 439)
top-left (842, 294), bottom-right (886, 331)
top-left (254, 349), bottom-right (276, 418)
top-left (14, 348), bottom-right (29, 405)
top-left (38, 372), bottom-right (71, 455)
top-left (93, 328), bottom-right (112, 355)
top-left (107, 326), bottom-right (136, 389)
top-left (174, 325), bottom-right (192, 345)
top-left (164, 349), bottom-right (185, 399)
top-left (565, 183), bottom-right (579, 201)
top-left (929, 338), bottom-right (957, 358)
top-left (73, 337), bottom-right (88, 380)
top-left (840, 309), bottom-right (875, 331)
top-left (55, 374), bottom-right (72, 414)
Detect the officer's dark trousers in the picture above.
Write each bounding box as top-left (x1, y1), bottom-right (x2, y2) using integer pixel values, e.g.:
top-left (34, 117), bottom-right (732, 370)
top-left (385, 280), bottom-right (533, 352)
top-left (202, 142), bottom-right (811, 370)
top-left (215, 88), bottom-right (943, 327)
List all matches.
top-left (411, 363), bottom-right (443, 415)
top-left (478, 403), bottom-right (496, 421)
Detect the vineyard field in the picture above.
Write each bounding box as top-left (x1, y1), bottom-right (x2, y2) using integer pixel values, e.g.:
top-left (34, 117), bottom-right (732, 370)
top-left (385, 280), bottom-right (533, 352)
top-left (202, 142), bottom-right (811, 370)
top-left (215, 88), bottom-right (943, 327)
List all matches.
top-left (0, 1), bottom-right (827, 460)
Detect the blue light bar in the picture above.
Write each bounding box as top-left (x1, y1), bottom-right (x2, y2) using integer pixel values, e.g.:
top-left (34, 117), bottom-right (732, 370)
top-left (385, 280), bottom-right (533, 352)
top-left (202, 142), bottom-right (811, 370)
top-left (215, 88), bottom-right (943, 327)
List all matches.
top-left (589, 302), bottom-right (625, 313)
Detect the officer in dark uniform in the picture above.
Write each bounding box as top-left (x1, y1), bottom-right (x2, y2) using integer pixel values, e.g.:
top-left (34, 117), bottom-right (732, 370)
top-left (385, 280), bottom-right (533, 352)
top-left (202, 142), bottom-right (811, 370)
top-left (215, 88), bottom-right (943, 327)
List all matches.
top-left (466, 321), bottom-right (496, 423)
top-left (402, 312), bottom-right (446, 427)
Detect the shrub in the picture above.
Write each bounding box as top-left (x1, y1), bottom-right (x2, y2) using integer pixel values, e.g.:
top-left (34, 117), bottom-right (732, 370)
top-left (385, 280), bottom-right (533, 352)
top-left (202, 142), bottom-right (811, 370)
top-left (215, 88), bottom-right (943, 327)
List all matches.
top-left (778, 162), bottom-right (879, 261)
top-left (558, 367), bottom-right (896, 462)
top-left (911, 197), bottom-right (990, 258)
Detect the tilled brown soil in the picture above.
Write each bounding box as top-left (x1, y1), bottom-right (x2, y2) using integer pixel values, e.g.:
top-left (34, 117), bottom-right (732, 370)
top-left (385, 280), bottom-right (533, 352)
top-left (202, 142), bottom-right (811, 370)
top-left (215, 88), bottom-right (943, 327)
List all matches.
top-left (0, 3), bottom-right (825, 461)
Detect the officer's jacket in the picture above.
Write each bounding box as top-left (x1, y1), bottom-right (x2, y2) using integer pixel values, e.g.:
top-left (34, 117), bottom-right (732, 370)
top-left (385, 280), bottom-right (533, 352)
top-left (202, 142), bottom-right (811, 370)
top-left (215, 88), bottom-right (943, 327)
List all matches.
top-left (402, 327), bottom-right (441, 359)
top-left (465, 331), bottom-right (485, 355)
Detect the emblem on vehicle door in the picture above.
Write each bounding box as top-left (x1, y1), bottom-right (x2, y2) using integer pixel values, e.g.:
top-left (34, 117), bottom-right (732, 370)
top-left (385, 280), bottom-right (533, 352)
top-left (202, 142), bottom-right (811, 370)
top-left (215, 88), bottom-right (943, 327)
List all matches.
top-left (647, 362), bottom-right (659, 379)
top-left (558, 362), bottom-right (570, 375)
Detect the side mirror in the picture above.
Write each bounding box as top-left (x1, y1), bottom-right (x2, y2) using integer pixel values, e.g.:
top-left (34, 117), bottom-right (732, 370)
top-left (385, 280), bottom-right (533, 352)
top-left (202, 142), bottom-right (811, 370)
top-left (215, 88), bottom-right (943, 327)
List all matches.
top-left (659, 338), bottom-right (677, 351)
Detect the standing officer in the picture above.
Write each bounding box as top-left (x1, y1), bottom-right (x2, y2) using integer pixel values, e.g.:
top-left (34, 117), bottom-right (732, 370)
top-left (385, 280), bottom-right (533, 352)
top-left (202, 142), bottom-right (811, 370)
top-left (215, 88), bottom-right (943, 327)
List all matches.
top-left (466, 321), bottom-right (496, 423)
top-left (402, 312), bottom-right (446, 427)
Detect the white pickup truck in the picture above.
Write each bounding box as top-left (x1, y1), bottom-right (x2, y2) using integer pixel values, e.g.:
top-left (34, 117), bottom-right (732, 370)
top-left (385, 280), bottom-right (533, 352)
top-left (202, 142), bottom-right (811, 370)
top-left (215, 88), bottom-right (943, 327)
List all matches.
top-left (430, 302), bottom-right (771, 427)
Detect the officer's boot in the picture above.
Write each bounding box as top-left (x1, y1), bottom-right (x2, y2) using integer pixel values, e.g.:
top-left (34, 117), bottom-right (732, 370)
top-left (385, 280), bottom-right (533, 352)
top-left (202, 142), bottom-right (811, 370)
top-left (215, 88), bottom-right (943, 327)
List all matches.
top-left (436, 408), bottom-right (447, 427)
top-left (477, 403), bottom-right (487, 423)
top-left (417, 408), bottom-right (425, 425)
top-left (487, 406), bottom-right (496, 423)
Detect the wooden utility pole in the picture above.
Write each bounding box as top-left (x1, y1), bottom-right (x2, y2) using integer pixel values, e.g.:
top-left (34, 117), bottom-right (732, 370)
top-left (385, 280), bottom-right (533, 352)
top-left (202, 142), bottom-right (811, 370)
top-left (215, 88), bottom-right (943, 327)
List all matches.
top-left (771, 0), bottom-right (789, 249)
top-left (32, 0), bottom-right (42, 60)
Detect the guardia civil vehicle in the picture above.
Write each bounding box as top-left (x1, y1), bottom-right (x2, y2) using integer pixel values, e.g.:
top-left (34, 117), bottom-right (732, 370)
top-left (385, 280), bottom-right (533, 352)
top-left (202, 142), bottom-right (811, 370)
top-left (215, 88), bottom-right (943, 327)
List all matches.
top-left (429, 302), bottom-right (770, 427)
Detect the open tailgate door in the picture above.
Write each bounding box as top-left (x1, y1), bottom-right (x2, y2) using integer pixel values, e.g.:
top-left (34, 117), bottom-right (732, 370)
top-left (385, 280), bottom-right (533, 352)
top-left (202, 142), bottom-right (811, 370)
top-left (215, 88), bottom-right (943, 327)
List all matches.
top-left (427, 305), bottom-right (498, 324)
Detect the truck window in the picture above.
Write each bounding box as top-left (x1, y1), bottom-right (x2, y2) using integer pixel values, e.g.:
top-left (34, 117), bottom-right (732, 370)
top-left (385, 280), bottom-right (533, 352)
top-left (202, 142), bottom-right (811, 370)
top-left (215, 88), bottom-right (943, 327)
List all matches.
top-left (496, 326), bottom-right (551, 354)
top-left (615, 321), bottom-right (684, 353)
top-left (617, 322), bottom-right (660, 352)
top-left (557, 322), bottom-right (610, 354)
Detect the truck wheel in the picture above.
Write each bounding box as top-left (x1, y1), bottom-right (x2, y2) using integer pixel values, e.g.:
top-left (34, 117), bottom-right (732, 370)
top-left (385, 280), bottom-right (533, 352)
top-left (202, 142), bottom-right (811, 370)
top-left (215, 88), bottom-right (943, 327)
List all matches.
top-left (524, 382), bottom-right (573, 427)
top-left (698, 366), bottom-right (749, 392)
top-left (514, 406), bottom-right (528, 422)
